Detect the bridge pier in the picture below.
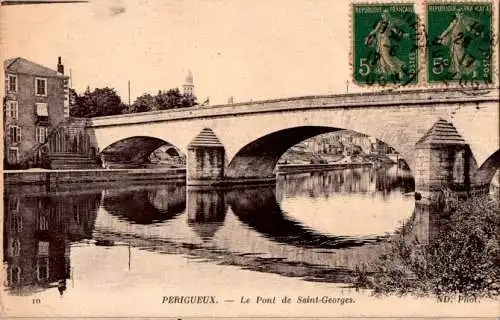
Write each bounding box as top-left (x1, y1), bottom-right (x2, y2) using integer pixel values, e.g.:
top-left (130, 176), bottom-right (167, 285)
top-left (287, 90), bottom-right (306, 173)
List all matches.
top-left (414, 119), bottom-right (474, 206)
top-left (186, 128), bottom-right (226, 186)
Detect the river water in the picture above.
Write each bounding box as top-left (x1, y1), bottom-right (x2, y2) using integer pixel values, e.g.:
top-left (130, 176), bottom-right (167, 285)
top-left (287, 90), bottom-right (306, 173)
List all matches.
top-left (3, 165), bottom-right (496, 317)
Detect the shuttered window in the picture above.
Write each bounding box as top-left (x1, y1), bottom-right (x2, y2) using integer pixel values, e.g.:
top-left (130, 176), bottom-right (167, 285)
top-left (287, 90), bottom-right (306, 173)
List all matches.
top-left (7, 101), bottom-right (18, 120)
top-left (36, 126), bottom-right (48, 143)
top-left (35, 77), bottom-right (47, 96)
top-left (9, 126), bottom-right (21, 143)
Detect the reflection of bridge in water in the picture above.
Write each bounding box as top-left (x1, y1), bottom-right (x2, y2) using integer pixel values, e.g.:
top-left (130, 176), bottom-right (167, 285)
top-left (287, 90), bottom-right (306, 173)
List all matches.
top-left (102, 185), bottom-right (186, 224)
top-left (4, 175), bottom-right (439, 295)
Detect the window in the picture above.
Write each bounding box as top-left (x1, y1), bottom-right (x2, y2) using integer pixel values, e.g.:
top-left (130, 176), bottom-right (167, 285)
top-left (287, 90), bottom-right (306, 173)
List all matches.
top-left (10, 214), bottom-right (22, 232)
top-left (35, 103), bottom-right (48, 116)
top-left (8, 148), bottom-right (18, 163)
top-left (35, 77), bottom-right (47, 96)
top-left (8, 197), bottom-right (18, 211)
top-left (11, 239), bottom-right (20, 257)
top-left (37, 257), bottom-right (49, 281)
top-left (36, 126), bottom-right (48, 143)
top-left (39, 216), bottom-right (48, 231)
top-left (38, 241), bottom-right (49, 256)
top-left (9, 126), bottom-right (21, 143)
top-left (6, 101), bottom-right (18, 120)
top-left (10, 266), bottom-right (21, 284)
top-left (8, 74), bottom-right (17, 92)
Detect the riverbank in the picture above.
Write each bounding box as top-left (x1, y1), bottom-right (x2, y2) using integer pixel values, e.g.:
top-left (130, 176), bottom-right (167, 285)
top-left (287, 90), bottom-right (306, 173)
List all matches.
top-left (353, 194), bottom-right (500, 298)
top-left (276, 162), bottom-right (372, 174)
top-left (4, 161), bottom-right (376, 186)
top-left (3, 168), bottom-right (186, 186)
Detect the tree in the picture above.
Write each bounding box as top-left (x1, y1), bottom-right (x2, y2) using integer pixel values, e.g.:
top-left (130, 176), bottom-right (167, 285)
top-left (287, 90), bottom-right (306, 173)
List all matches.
top-left (181, 93), bottom-right (197, 108)
top-left (155, 88), bottom-right (197, 110)
top-left (70, 87), bottom-right (125, 118)
top-left (125, 93), bottom-right (156, 114)
top-left (155, 88), bottom-right (181, 110)
top-left (70, 86), bottom-right (197, 117)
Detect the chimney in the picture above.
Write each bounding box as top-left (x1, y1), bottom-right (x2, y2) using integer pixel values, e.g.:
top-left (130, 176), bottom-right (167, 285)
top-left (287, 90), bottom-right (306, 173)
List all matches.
top-left (57, 57), bottom-right (64, 75)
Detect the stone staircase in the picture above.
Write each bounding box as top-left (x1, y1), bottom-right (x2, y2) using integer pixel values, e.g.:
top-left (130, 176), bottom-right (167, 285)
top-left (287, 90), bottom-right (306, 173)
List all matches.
top-left (24, 117), bottom-right (102, 170)
top-left (47, 152), bottom-right (102, 170)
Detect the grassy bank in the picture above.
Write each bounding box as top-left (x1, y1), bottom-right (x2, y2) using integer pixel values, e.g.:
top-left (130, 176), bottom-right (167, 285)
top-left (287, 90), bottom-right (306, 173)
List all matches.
top-left (353, 194), bottom-right (500, 298)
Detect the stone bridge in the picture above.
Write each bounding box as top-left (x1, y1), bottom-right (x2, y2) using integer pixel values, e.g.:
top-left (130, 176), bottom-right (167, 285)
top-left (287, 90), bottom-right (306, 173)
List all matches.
top-left (86, 87), bottom-right (499, 202)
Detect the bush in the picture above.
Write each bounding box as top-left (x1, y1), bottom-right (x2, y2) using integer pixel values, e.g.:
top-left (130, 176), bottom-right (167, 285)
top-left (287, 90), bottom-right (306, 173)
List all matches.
top-left (354, 194), bottom-right (500, 298)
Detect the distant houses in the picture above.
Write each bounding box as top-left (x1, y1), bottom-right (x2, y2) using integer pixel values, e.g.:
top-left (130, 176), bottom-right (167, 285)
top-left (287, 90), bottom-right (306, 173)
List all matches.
top-left (288, 130), bottom-right (397, 158)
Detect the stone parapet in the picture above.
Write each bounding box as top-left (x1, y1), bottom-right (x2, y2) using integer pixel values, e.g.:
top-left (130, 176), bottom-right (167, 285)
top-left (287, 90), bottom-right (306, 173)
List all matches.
top-left (89, 87), bottom-right (499, 128)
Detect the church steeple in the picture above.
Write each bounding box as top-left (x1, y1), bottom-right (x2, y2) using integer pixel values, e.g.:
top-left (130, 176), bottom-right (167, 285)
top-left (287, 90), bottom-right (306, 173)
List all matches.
top-left (183, 69), bottom-right (194, 96)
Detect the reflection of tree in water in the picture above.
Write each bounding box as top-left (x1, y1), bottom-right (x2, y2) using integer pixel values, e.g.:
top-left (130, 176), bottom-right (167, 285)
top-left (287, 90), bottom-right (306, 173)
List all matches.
top-left (278, 165), bottom-right (414, 198)
top-left (3, 191), bottom-right (101, 296)
top-left (102, 185), bottom-right (186, 224)
top-left (375, 165), bottom-right (414, 195)
top-left (228, 186), bottom-right (385, 249)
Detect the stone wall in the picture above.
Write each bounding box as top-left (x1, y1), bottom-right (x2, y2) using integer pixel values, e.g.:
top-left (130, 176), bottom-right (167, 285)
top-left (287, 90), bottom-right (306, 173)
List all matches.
top-left (4, 168), bottom-right (186, 186)
top-left (187, 147), bottom-right (225, 183)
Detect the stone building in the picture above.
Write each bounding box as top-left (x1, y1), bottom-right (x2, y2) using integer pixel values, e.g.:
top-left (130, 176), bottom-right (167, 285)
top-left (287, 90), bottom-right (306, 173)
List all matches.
top-left (3, 57), bottom-right (70, 167)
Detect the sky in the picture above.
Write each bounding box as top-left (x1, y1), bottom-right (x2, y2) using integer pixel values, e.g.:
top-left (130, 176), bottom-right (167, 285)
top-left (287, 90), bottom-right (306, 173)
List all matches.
top-left (0, 0), bottom-right (363, 104)
top-left (1, 0), bottom-right (498, 105)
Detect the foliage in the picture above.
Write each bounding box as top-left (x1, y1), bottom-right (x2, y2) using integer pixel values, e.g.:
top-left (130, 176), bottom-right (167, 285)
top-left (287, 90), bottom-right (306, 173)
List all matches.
top-left (70, 87), bottom-right (126, 117)
top-left (70, 86), bottom-right (197, 117)
top-left (127, 93), bottom-right (155, 113)
top-left (123, 88), bottom-right (197, 114)
top-left (354, 194), bottom-right (500, 298)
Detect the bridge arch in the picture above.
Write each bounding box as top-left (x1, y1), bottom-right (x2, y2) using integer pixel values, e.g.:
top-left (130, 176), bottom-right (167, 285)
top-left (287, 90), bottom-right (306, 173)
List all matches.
top-left (226, 126), bottom-right (413, 179)
top-left (473, 149), bottom-right (500, 187)
top-left (100, 136), bottom-right (184, 168)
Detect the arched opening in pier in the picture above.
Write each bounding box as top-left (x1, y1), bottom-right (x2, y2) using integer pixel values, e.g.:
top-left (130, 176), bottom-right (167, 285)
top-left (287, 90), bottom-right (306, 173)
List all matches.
top-left (100, 136), bottom-right (185, 169)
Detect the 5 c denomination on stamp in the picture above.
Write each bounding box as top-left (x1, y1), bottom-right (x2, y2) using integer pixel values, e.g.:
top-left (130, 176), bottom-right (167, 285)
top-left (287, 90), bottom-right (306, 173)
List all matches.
top-left (352, 3), bottom-right (419, 86)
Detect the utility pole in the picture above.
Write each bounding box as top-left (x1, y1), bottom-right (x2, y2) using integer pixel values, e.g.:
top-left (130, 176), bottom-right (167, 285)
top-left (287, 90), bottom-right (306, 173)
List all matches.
top-left (128, 80), bottom-right (131, 106)
top-left (69, 69), bottom-right (73, 88)
top-left (346, 80), bottom-right (349, 94)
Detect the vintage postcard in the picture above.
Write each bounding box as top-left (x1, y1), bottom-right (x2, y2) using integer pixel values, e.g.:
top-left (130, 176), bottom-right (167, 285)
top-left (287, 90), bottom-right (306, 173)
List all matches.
top-left (1, 0), bottom-right (499, 319)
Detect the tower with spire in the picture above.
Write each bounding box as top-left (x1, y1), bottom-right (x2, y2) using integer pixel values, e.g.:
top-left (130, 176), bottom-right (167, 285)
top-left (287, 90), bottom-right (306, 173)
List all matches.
top-left (183, 69), bottom-right (194, 97)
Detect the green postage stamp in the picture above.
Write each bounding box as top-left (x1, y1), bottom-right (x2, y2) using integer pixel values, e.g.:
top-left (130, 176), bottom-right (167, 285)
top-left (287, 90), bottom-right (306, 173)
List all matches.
top-left (352, 3), bottom-right (419, 86)
top-left (427, 2), bottom-right (493, 84)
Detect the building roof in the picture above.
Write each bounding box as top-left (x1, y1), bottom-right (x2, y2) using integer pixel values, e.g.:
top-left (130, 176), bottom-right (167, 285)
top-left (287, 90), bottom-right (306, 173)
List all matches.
top-left (188, 128), bottom-right (224, 148)
top-left (184, 69), bottom-right (194, 86)
top-left (416, 118), bottom-right (466, 146)
top-left (4, 57), bottom-right (67, 78)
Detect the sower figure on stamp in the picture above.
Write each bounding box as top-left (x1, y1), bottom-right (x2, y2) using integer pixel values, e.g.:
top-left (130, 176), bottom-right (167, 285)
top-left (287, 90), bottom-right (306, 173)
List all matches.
top-left (436, 9), bottom-right (481, 78)
top-left (364, 9), bottom-right (409, 80)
